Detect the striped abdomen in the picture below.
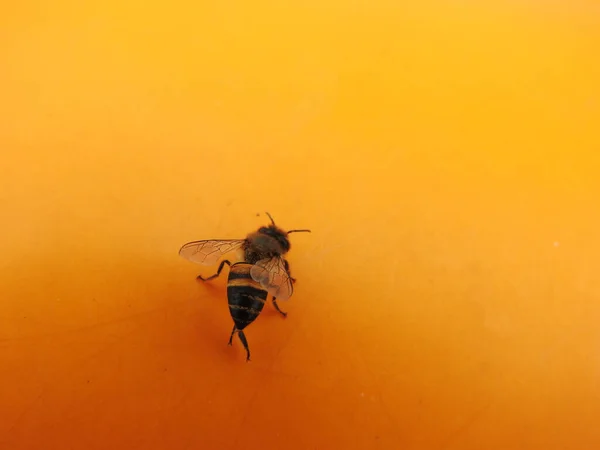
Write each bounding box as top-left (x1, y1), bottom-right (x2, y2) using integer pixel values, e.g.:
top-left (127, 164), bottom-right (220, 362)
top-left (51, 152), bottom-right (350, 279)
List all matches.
top-left (227, 263), bottom-right (268, 330)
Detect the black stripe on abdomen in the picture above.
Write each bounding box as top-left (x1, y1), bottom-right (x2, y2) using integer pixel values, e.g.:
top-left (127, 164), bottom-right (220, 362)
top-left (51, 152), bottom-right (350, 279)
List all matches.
top-left (227, 285), bottom-right (267, 330)
top-left (227, 285), bottom-right (268, 300)
top-left (228, 270), bottom-right (253, 281)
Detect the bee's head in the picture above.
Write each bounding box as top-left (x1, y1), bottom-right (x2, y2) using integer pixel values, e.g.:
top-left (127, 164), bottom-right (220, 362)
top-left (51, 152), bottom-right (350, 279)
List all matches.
top-left (255, 212), bottom-right (311, 255)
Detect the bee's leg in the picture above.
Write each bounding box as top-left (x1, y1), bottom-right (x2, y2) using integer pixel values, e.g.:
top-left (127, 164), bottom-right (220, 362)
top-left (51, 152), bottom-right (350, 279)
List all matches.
top-left (271, 297), bottom-right (288, 318)
top-left (283, 259), bottom-right (296, 284)
top-left (197, 260), bottom-right (231, 282)
top-left (237, 330), bottom-right (251, 362)
top-left (228, 325), bottom-right (236, 346)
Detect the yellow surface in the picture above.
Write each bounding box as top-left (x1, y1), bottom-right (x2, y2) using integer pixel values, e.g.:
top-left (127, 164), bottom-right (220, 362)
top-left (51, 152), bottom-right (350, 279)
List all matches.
top-left (1, 1), bottom-right (600, 449)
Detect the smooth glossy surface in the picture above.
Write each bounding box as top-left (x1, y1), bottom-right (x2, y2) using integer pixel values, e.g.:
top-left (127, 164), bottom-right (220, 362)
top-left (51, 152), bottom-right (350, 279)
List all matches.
top-left (1, 1), bottom-right (599, 449)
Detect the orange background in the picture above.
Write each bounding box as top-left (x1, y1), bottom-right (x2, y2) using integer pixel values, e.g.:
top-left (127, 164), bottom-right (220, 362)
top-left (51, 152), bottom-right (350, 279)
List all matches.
top-left (1, 1), bottom-right (600, 449)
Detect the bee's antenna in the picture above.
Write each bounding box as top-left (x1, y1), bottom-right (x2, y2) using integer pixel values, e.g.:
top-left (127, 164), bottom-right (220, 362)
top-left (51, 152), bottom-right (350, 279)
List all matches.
top-left (265, 212), bottom-right (276, 225)
top-left (287, 229), bottom-right (311, 234)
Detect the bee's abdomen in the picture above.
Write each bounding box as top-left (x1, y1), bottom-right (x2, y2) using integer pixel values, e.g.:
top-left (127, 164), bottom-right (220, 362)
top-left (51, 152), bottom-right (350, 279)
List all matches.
top-left (227, 263), bottom-right (268, 330)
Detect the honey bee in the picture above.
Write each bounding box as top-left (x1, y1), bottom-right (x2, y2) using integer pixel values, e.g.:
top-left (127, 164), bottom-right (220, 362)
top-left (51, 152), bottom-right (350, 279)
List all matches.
top-left (179, 213), bottom-right (310, 361)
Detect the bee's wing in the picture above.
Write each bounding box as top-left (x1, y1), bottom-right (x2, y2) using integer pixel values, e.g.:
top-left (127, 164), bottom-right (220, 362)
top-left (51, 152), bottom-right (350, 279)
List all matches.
top-left (178, 239), bottom-right (245, 265)
top-left (250, 257), bottom-right (294, 300)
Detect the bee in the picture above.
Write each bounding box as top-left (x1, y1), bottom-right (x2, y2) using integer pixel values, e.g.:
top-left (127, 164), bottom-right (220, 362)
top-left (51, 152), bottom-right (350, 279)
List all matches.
top-left (179, 213), bottom-right (310, 361)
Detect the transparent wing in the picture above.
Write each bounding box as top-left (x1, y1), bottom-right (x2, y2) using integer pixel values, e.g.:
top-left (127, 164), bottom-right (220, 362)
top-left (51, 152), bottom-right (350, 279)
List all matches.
top-left (178, 239), bottom-right (244, 265)
top-left (250, 257), bottom-right (294, 300)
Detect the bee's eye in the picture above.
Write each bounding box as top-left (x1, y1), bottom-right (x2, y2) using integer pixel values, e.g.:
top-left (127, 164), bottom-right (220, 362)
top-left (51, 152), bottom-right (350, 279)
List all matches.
top-left (277, 236), bottom-right (291, 252)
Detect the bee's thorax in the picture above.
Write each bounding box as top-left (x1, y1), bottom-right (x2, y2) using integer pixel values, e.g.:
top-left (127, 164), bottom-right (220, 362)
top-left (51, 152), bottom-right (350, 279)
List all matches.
top-left (244, 226), bottom-right (290, 263)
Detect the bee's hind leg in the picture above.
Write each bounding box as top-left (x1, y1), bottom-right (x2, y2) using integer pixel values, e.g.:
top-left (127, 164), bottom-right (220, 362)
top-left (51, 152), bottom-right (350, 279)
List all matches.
top-left (228, 326), bottom-right (251, 362)
top-left (271, 297), bottom-right (288, 318)
top-left (237, 330), bottom-right (251, 362)
top-left (197, 260), bottom-right (231, 282)
top-left (228, 325), bottom-right (236, 346)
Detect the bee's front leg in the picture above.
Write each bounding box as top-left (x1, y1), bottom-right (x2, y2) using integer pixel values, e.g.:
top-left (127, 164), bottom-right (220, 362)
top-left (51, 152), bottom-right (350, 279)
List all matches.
top-left (283, 259), bottom-right (297, 284)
